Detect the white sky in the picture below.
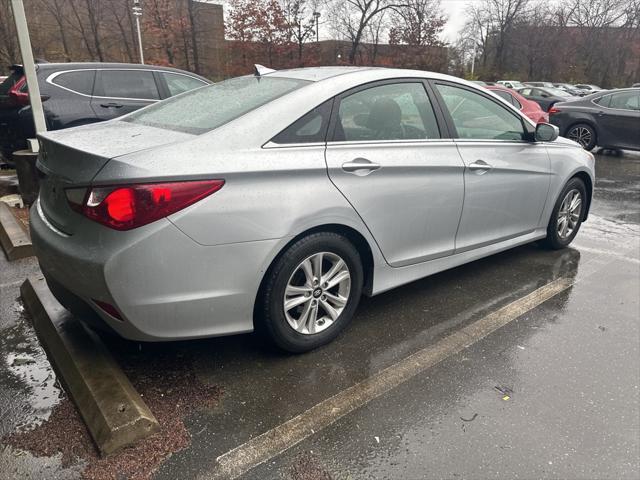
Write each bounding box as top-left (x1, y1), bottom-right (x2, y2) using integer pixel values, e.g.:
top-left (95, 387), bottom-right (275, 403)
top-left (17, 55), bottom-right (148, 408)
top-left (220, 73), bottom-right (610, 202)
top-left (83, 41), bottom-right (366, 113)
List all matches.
top-left (440, 0), bottom-right (482, 43)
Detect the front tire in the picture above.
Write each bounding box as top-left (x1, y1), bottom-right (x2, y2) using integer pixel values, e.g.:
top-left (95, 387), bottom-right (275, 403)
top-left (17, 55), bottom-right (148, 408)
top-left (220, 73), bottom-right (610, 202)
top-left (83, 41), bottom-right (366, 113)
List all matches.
top-left (541, 177), bottom-right (587, 249)
top-left (258, 232), bottom-right (363, 353)
top-left (566, 123), bottom-right (597, 151)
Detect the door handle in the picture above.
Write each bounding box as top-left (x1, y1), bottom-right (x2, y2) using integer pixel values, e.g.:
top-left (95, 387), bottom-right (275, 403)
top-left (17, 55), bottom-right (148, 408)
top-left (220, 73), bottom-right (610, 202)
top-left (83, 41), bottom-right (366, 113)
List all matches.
top-left (100, 102), bottom-right (123, 108)
top-left (468, 160), bottom-right (493, 174)
top-left (342, 158), bottom-right (381, 175)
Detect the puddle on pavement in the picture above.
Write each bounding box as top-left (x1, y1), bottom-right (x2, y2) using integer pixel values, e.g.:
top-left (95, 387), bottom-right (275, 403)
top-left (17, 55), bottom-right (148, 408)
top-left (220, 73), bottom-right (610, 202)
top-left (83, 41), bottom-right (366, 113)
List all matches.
top-left (0, 307), bottom-right (62, 433)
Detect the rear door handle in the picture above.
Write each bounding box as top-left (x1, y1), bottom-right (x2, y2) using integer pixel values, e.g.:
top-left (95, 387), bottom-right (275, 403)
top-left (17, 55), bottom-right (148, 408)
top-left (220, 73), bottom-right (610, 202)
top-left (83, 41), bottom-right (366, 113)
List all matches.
top-left (468, 160), bottom-right (493, 174)
top-left (342, 158), bottom-right (381, 176)
top-left (100, 102), bottom-right (123, 108)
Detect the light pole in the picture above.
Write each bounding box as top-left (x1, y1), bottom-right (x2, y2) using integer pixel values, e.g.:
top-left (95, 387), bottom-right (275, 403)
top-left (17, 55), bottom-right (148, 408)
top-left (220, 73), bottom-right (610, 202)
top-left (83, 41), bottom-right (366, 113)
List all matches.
top-left (132, 0), bottom-right (144, 64)
top-left (470, 43), bottom-right (476, 77)
top-left (10, 0), bottom-right (46, 143)
top-left (313, 11), bottom-right (321, 42)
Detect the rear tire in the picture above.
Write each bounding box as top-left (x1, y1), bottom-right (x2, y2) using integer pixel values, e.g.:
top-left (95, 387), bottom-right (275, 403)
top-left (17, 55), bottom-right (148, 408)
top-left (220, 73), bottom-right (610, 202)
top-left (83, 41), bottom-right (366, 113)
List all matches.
top-left (257, 232), bottom-right (363, 353)
top-left (541, 177), bottom-right (587, 250)
top-left (566, 123), bottom-right (597, 151)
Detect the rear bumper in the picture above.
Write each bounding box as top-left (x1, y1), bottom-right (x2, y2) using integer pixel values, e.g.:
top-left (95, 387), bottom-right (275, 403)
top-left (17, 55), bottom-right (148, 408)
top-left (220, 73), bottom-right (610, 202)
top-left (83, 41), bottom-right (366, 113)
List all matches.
top-left (30, 198), bottom-right (282, 341)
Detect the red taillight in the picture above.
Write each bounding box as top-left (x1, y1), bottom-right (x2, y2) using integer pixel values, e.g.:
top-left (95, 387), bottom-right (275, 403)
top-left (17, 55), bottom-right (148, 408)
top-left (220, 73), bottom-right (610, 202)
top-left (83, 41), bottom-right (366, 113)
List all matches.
top-left (93, 299), bottom-right (123, 321)
top-left (67, 180), bottom-right (224, 230)
top-left (8, 76), bottom-right (29, 106)
top-left (548, 106), bottom-right (561, 115)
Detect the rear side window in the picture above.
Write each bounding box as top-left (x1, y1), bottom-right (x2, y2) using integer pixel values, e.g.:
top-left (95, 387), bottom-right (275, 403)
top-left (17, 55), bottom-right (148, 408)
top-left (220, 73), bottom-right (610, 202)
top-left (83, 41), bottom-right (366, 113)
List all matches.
top-left (124, 76), bottom-right (310, 134)
top-left (271, 101), bottom-right (332, 144)
top-left (161, 72), bottom-right (207, 96)
top-left (608, 91), bottom-right (640, 111)
top-left (52, 70), bottom-right (95, 95)
top-left (436, 84), bottom-right (526, 141)
top-left (494, 90), bottom-right (523, 109)
top-left (95, 70), bottom-right (159, 100)
top-left (595, 95), bottom-right (611, 107)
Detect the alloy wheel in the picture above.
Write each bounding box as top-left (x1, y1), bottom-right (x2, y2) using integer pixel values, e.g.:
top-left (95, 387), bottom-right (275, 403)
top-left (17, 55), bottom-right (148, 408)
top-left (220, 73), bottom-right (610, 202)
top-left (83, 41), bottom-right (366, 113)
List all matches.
top-left (557, 189), bottom-right (582, 239)
top-left (283, 252), bottom-right (351, 335)
top-left (567, 126), bottom-right (592, 148)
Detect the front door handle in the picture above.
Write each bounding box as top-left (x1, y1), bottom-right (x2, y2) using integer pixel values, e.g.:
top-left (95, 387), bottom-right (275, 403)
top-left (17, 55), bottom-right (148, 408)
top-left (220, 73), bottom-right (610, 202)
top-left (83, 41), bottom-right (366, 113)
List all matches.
top-left (342, 158), bottom-right (381, 176)
top-left (468, 160), bottom-right (493, 174)
top-left (100, 102), bottom-right (123, 108)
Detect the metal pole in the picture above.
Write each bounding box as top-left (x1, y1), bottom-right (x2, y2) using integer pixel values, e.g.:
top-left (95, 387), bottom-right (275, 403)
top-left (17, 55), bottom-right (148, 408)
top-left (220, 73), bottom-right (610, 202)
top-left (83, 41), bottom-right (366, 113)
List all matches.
top-left (470, 44), bottom-right (477, 77)
top-left (11, 0), bottom-right (47, 151)
top-left (135, 16), bottom-right (144, 64)
top-left (133, 0), bottom-right (144, 64)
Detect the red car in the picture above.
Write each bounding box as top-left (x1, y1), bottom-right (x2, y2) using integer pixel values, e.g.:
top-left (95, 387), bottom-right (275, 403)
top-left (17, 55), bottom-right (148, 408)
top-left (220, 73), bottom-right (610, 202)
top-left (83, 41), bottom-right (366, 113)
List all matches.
top-left (485, 85), bottom-right (549, 124)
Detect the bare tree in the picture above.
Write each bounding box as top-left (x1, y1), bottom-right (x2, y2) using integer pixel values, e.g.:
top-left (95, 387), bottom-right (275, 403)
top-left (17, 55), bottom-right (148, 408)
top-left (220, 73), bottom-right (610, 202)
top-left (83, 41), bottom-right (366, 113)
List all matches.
top-left (0, 0), bottom-right (18, 66)
top-left (36, 0), bottom-right (72, 61)
top-left (283, 0), bottom-right (317, 62)
top-left (327, 0), bottom-right (407, 64)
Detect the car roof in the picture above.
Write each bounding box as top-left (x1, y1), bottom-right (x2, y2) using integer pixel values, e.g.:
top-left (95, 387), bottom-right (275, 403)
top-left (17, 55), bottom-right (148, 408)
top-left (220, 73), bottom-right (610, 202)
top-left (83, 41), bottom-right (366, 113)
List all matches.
top-left (264, 66), bottom-right (463, 84)
top-left (35, 62), bottom-right (210, 80)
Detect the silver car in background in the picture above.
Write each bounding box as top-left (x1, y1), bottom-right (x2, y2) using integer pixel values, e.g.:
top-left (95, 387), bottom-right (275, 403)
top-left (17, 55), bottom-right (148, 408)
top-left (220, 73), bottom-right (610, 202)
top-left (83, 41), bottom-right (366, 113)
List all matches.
top-left (31, 67), bottom-right (595, 353)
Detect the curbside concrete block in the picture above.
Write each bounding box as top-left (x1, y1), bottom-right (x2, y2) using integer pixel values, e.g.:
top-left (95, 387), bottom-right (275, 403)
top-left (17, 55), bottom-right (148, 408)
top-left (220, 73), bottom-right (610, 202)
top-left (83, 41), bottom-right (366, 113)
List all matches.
top-left (0, 202), bottom-right (33, 260)
top-left (20, 276), bottom-right (160, 456)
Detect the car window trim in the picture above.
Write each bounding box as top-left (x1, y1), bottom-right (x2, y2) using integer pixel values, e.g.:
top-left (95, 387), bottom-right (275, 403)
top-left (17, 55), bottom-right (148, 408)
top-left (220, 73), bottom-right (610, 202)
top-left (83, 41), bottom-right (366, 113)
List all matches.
top-left (428, 79), bottom-right (535, 142)
top-left (326, 77), bottom-right (450, 144)
top-left (46, 68), bottom-right (204, 102)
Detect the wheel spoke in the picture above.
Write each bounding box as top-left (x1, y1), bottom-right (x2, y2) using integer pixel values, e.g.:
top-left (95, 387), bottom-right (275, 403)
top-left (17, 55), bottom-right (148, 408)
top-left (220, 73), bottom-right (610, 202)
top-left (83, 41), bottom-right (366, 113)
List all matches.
top-left (311, 253), bottom-right (324, 281)
top-left (325, 270), bottom-right (350, 290)
top-left (284, 295), bottom-right (310, 311)
top-left (300, 259), bottom-right (314, 286)
top-left (322, 258), bottom-right (345, 284)
top-left (296, 300), bottom-right (312, 331)
top-left (306, 304), bottom-right (318, 334)
top-left (320, 299), bottom-right (339, 320)
top-left (286, 284), bottom-right (312, 296)
top-left (324, 291), bottom-right (347, 308)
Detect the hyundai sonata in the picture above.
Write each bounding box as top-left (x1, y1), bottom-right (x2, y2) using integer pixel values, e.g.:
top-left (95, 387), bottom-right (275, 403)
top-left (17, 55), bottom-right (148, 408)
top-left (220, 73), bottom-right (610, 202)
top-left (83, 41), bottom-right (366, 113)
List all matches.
top-left (31, 67), bottom-right (595, 352)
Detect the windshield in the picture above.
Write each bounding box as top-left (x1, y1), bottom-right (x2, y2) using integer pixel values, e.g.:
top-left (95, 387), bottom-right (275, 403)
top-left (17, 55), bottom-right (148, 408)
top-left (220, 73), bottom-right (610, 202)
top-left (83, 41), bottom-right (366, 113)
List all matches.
top-left (511, 82), bottom-right (525, 88)
top-left (124, 76), bottom-right (310, 134)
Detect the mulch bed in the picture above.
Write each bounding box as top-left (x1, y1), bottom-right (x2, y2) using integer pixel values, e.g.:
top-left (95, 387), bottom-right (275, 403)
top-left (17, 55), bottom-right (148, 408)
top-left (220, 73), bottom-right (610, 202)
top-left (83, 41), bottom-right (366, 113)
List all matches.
top-left (4, 343), bottom-right (223, 480)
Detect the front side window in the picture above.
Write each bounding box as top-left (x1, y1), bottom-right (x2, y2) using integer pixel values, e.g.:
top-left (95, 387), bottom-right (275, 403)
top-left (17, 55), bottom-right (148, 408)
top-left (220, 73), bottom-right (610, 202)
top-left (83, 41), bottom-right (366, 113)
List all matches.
top-left (96, 70), bottom-right (159, 100)
top-left (52, 70), bottom-right (95, 95)
top-left (161, 72), bottom-right (207, 96)
top-left (334, 82), bottom-right (440, 141)
top-left (125, 76), bottom-right (310, 134)
top-left (520, 88), bottom-right (532, 96)
top-left (436, 84), bottom-right (526, 141)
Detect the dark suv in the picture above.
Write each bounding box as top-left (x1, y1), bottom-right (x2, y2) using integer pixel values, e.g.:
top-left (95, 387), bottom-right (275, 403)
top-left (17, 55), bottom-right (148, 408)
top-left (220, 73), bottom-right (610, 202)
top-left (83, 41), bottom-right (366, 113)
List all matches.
top-left (0, 62), bottom-right (210, 164)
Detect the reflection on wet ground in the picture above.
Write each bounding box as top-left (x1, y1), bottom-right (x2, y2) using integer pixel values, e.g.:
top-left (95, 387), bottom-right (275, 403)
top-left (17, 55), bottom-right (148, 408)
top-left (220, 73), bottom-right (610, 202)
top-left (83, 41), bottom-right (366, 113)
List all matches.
top-left (0, 150), bottom-right (638, 479)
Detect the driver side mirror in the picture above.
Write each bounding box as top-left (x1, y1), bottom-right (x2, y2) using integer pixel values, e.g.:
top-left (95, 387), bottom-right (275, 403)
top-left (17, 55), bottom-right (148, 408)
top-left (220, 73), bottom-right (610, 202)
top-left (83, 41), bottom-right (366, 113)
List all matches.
top-left (535, 123), bottom-right (559, 142)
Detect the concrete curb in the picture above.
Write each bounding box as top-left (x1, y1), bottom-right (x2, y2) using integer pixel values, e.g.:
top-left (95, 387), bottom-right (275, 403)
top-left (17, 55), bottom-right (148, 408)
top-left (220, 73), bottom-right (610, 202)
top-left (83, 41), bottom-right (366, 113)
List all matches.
top-left (20, 276), bottom-right (160, 456)
top-left (0, 202), bottom-right (33, 260)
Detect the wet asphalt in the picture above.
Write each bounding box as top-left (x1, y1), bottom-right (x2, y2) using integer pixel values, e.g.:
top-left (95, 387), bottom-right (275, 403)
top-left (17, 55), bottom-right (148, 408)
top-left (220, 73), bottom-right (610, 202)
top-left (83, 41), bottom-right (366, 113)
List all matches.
top-left (0, 150), bottom-right (639, 479)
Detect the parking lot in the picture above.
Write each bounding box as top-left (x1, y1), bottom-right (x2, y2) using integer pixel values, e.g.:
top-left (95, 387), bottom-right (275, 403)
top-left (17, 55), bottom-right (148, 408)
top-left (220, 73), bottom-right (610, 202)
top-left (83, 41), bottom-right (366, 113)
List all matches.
top-left (0, 149), bottom-right (638, 479)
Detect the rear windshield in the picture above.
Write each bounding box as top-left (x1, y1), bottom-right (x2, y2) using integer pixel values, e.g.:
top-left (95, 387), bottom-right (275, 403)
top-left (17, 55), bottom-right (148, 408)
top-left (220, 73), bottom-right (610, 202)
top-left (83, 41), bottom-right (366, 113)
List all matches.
top-left (124, 76), bottom-right (310, 134)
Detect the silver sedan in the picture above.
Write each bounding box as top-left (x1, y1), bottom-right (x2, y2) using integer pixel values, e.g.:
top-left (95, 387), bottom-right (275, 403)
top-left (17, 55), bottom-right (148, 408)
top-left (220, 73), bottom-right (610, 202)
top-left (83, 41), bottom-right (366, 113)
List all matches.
top-left (31, 67), bottom-right (595, 352)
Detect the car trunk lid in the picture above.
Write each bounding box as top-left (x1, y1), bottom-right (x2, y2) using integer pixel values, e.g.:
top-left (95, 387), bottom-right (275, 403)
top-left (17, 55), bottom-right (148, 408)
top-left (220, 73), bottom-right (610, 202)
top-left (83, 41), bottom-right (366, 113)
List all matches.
top-left (37, 121), bottom-right (194, 234)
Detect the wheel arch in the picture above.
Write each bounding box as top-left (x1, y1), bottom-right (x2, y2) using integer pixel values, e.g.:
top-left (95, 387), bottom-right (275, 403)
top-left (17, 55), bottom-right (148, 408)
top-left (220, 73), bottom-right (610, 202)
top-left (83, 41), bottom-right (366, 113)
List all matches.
top-left (253, 223), bottom-right (376, 326)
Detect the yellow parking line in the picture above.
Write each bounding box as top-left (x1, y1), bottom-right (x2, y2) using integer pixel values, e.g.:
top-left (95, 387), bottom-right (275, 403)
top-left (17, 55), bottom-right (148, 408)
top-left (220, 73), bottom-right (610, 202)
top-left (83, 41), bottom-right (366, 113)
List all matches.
top-left (205, 276), bottom-right (575, 479)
